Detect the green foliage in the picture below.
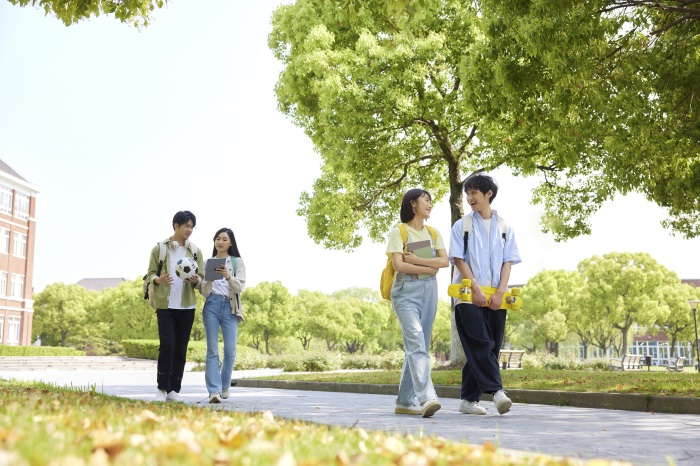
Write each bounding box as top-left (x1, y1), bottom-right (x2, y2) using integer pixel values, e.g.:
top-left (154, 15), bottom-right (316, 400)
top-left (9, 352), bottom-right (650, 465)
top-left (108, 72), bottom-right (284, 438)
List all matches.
top-left (0, 345), bottom-right (85, 356)
top-left (268, 351), bottom-right (344, 372)
top-left (122, 339), bottom-right (209, 362)
top-left (270, 0), bottom-right (479, 250)
top-left (520, 270), bottom-right (582, 353)
top-left (32, 283), bottom-right (97, 347)
top-left (521, 353), bottom-right (611, 371)
top-left (578, 252), bottom-right (677, 356)
top-left (8, 0), bottom-right (169, 27)
top-left (464, 0), bottom-right (700, 240)
top-left (96, 279), bottom-right (159, 342)
top-left (241, 282), bottom-right (293, 355)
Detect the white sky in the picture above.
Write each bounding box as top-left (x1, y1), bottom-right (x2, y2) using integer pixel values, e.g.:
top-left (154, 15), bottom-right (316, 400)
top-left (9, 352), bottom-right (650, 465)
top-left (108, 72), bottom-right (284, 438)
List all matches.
top-left (1, 0), bottom-right (699, 297)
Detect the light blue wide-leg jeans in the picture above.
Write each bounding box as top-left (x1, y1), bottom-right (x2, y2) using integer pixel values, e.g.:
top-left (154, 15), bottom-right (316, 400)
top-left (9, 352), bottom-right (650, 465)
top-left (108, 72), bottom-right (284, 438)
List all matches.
top-left (202, 294), bottom-right (239, 396)
top-left (390, 274), bottom-right (438, 406)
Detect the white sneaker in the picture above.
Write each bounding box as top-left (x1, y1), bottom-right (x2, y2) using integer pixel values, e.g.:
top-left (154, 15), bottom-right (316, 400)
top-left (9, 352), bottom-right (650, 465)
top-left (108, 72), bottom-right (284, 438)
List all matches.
top-left (221, 388), bottom-right (230, 399)
top-left (493, 390), bottom-right (512, 415)
top-left (166, 391), bottom-right (184, 403)
top-left (155, 389), bottom-right (167, 402)
top-left (459, 400), bottom-right (487, 415)
top-left (394, 402), bottom-right (422, 415)
top-left (420, 399), bottom-right (441, 418)
top-left (209, 393), bottom-right (222, 404)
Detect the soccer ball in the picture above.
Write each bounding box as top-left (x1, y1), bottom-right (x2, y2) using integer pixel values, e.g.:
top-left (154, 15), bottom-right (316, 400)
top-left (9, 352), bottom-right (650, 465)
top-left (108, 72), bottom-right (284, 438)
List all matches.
top-left (175, 257), bottom-right (199, 280)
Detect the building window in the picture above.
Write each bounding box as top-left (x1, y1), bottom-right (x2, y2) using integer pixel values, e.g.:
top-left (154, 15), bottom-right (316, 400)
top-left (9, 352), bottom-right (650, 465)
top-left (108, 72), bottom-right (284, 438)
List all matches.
top-left (14, 193), bottom-right (30, 220)
top-left (0, 316), bottom-right (4, 344)
top-left (7, 316), bottom-right (20, 345)
top-left (10, 274), bottom-right (24, 299)
top-left (13, 232), bottom-right (26, 258)
top-left (0, 228), bottom-right (8, 254)
top-left (0, 186), bottom-right (12, 215)
top-left (0, 271), bottom-right (6, 296)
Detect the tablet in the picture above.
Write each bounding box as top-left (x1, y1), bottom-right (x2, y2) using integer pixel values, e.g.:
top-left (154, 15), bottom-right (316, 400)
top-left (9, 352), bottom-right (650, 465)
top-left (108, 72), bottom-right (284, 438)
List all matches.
top-left (205, 258), bottom-right (227, 281)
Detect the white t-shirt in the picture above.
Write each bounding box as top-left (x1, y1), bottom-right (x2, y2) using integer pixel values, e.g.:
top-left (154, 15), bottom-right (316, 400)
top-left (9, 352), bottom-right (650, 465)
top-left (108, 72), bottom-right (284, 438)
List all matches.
top-left (167, 245), bottom-right (196, 310)
top-left (483, 218), bottom-right (492, 287)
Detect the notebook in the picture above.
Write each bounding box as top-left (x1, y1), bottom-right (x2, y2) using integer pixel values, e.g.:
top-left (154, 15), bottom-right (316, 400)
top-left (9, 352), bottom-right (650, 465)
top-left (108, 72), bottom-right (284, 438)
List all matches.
top-left (406, 240), bottom-right (434, 279)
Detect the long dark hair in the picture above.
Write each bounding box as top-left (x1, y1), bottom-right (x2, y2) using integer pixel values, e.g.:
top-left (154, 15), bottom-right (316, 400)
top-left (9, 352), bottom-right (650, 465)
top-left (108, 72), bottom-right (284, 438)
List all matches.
top-left (211, 228), bottom-right (242, 258)
top-left (400, 189), bottom-right (432, 223)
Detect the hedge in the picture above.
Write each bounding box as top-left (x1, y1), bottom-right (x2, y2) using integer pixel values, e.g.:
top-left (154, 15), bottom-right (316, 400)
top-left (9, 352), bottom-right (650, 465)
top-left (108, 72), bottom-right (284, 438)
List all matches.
top-left (0, 346), bottom-right (85, 356)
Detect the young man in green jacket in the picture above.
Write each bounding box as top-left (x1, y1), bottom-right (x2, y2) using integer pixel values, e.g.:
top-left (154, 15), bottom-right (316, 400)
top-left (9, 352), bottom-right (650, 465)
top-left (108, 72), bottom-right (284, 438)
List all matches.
top-left (146, 210), bottom-right (204, 402)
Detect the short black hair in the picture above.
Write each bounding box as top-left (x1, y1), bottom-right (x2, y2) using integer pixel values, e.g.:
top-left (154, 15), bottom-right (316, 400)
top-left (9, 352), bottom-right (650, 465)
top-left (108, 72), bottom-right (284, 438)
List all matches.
top-left (172, 210), bottom-right (196, 230)
top-left (464, 174), bottom-right (498, 204)
top-left (400, 189), bottom-right (432, 223)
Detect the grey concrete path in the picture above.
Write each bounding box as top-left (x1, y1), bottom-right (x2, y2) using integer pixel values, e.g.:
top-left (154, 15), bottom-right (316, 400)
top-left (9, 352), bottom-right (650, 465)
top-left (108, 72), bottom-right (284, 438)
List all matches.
top-left (3, 369), bottom-right (700, 466)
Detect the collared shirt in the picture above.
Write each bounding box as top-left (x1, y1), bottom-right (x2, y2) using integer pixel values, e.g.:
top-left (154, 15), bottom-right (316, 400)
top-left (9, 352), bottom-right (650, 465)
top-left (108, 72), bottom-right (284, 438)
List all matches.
top-left (448, 210), bottom-right (521, 292)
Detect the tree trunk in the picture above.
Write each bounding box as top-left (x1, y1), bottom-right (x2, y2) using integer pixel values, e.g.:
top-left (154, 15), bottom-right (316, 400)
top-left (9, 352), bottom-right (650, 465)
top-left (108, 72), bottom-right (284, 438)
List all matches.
top-left (447, 159), bottom-right (466, 365)
top-left (264, 330), bottom-right (270, 355)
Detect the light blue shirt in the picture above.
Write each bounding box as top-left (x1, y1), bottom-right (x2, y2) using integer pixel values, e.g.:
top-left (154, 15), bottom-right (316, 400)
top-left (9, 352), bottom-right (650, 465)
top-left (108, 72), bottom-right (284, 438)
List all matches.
top-left (448, 210), bottom-right (521, 289)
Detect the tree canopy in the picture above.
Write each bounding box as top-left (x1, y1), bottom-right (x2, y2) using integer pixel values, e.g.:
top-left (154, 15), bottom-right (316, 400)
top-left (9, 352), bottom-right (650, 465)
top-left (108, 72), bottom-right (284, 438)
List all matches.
top-left (7, 0), bottom-right (167, 26)
top-left (328, 0), bottom-right (700, 241)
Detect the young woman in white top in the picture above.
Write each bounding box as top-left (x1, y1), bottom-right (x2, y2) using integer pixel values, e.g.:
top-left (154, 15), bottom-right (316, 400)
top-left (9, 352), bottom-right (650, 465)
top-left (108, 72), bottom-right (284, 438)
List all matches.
top-left (199, 227), bottom-right (246, 404)
top-left (385, 189), bottom-right (449, 417)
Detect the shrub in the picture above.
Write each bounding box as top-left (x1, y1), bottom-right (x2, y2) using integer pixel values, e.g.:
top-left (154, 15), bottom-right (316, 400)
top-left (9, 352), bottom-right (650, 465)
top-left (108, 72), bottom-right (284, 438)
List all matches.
top-left (0, 346), bottom-right (85, 356)
top-left (341, 354), bottom-right (385, 370)
top-left (380, 350), bottom-right (406, 370)
top-left (122, 339), bottom-right (208, 362)
top-left (268, 352), bottom-right (343, 372)
top-left (521, 353), bottom-right (613, 371)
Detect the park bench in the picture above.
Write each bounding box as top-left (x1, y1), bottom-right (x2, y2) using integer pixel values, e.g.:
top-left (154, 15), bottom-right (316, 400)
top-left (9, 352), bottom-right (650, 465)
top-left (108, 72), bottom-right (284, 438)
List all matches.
top-left (610, 354), bottom-right (643, 371)
top-left (665, 356), bottom-right (685, 372)
top-left (499, 350), bottom-right (525, 370)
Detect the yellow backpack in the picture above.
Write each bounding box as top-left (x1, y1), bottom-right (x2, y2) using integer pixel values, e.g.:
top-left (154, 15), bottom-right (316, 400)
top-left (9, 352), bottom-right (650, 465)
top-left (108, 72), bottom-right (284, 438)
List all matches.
top-left (380, 224), bottom-right (438, 301)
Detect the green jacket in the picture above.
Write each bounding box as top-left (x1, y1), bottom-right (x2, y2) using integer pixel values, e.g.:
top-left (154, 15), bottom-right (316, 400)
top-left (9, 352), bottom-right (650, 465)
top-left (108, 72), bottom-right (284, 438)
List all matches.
top-left (146, 238), bottom-right (204, 309)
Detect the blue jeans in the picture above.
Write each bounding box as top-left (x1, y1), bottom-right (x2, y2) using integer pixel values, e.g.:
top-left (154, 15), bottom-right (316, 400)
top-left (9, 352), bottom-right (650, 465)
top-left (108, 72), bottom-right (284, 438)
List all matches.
top-left (390, 273), bottom-right (438, 406)
top-left (202, 294), bottom-right (239, 396)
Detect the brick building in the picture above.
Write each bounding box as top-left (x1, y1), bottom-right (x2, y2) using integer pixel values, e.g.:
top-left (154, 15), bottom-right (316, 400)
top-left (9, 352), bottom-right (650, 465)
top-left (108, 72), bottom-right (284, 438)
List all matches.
top-left (0, 159), bottom-right (39, 346)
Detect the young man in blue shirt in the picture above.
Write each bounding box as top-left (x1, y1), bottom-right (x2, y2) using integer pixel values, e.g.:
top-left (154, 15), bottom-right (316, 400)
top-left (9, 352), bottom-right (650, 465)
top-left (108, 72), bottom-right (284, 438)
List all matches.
top-left (448, 173), bottom-right (521, 415)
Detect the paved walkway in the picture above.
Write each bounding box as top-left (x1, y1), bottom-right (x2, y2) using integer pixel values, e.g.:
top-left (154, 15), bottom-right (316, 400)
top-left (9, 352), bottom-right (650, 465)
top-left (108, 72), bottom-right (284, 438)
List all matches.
top-left (3, 369), bottom-right (700, 466)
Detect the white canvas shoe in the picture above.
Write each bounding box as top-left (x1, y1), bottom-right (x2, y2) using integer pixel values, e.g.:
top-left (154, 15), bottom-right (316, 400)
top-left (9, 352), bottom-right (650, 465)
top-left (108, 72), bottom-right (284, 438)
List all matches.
top-left (209, 393), bottom-right (222, 404)
top-left (221, 388), bottom-right (230, 399)
top-left (493, 390), bottom-right (512, 415)
top-left (155, 389), bottom-right (167, 402)
top-left (459, 400), bottom-right (487, 415)
top-left (166, 391), bottom-right (185, 403)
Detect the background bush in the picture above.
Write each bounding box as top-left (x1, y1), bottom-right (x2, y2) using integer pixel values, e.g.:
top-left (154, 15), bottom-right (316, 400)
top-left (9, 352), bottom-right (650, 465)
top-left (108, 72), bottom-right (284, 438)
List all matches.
top-left (0, 346), bottom-right (85, 356)
top-left (522, 353), bottom-right (612, 371)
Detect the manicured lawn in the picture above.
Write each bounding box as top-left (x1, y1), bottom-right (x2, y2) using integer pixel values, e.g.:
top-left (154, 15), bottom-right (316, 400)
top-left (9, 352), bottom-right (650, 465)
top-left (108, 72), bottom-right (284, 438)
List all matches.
top-left (0, 379), bottom-right (603, 465)
top-left (258, 368), bottom-right (700, 397)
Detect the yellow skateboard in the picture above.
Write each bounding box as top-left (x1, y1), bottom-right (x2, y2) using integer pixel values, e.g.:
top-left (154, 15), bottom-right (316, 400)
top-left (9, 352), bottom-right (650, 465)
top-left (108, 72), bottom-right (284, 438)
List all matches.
top-left (447, 279), bottom-right (522, 310)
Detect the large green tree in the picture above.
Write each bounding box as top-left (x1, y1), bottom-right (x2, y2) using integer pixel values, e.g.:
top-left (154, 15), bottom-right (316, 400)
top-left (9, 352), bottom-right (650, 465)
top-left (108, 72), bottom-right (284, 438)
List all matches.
top-left (32, 283), bottom-right (97, 347)
top-left (655, 283), bottom-right (698, 358)
top-left (521, 270), bottom-right (579, 355)
top-left (96, 279), bottom-right (159, 342)
top-left (578, 252), bottom-right (676, 356)
top-left (7, 0), bottom-right (167, 26)
top-left (240, 281), bottom-right (293, 355)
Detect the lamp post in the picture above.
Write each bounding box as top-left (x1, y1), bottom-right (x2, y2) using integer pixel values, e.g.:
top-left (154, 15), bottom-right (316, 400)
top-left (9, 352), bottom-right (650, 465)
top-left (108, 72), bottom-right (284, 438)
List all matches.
top-left (689, 300), bottom-right (700, 372)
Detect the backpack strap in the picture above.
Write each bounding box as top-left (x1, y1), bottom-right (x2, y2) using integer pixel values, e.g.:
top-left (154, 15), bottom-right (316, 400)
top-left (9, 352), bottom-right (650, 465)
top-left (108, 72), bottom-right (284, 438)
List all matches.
top-left (398, 224), bottom-right (408, 251)
top-left (185, 240), bottom-right (198, 261)
top-left (230, 256), bottom-right (238, 276)
top-left (156, 241), bottom-right (167, 276)
top-left (462, 214), bottom-right (509, 259)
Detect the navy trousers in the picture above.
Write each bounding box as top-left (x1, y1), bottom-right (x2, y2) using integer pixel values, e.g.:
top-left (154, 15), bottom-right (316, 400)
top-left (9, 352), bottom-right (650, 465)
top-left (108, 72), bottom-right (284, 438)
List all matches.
top-left (156, 308), bottom-right (195, 393)
top-left (454, 303), bottom-right (507, 401)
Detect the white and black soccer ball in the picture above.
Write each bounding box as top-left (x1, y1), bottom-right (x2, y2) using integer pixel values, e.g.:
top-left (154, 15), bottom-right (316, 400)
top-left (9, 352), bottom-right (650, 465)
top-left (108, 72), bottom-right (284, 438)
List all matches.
top-left (175, 257), bottom-right (199, 280)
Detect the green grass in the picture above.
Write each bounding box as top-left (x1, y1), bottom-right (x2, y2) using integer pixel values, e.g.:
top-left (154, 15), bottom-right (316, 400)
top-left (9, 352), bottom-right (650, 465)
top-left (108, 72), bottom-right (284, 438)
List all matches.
top-left (258, 368), bottom-right (700, 397)
top-left (0, 379), bottom-right (609, 465)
